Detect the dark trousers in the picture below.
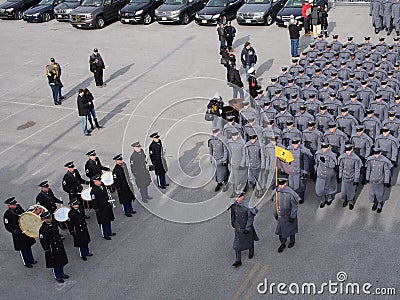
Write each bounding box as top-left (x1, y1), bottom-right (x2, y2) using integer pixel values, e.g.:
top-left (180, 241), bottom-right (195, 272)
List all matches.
top-left (20, 247), bottom-right (34, 266)
top-left (304, 18), bottom-right (311, 34)
top-left (157, 174), bottom-right (166, 187)
top-left (279, 235), bottom-right (295, 245)
top-left (49, 84), bottom-right (60, 104)
top-left (226, 38), bottom-right (233, 47)
top-left (122, 203), bottom-right (133, 215)
top-left (235, 246), bottom-right (254, 262)
top-left (94, 69), bottom-right (104, 86)
top-left (79, 245), bottom-right (90, 258)
top-left (53, 267), bottom-right (65, 279)
top-left (100, 223), bottom-right (112, 238)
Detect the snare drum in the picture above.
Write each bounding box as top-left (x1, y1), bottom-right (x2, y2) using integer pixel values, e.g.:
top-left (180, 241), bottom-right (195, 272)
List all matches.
top-left (101, 171), bottom-right (114, 186)
top-left (81, 187), bottom-right (92, 210)
top-left (54, 207), bottom-right (70, 230)
top-left (19, 212), bottom-right (42, 238)
top-left (27, 204), bottom-right (48, 216)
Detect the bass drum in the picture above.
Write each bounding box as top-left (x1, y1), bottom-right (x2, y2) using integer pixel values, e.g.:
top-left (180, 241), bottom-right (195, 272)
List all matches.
top-left (54, 207), bottom-right (70, 230)
top-left (27, 204), bottom-right (48, 216)
top-left (81, 187), bottom-right (93, 210)
top-left (19, 212), bottom-right (42, 238)
top-left (101, 171), bottom-right (116, 193)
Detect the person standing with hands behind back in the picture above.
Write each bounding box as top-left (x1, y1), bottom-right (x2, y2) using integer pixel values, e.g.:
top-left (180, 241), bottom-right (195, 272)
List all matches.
top-left (287, 15), bottom-right (302, 58)
top-left (89, 48), bottom-right (106, 88)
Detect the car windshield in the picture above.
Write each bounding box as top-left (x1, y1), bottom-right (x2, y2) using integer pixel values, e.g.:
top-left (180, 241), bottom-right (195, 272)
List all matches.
top-left (207, 0), bottom-right (228, 6)
top-left (39, 0), bottom-right (53, 5)
top-left (130, 0), bottom-right (150, 3)
top-left (164, 0), bottom-right (187, 5)
top-left (284, 0), bottom-right (304, 8)
top-left (246, 0), bottom-right (271, 3)
top-left (82, 0), bottom-right (103, 6)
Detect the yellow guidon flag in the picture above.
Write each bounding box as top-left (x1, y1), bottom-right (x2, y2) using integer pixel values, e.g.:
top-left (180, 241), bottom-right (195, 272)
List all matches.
top-left (275, 146), bottom-right (294, 163)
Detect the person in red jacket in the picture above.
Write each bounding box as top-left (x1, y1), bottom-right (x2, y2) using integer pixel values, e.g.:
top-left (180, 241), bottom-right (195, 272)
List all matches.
top-left (302, 0), bottom-right (313, 36)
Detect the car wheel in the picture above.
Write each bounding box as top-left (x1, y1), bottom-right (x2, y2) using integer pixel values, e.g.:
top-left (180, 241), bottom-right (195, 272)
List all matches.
top-left (143, 13), bottom-right (152, 25)
top-left (181, 12), bottom-right (189, 25)
top-left (265, 12), bottom-right (273, 26)
top-left (96, 15), bottom-right (105, 29)
top-left (221, 15), bottom-right (227, 24)
top-left (43, 12), bottom-right (51, 22)
top-left (14, 10), bottom-right (23, 20)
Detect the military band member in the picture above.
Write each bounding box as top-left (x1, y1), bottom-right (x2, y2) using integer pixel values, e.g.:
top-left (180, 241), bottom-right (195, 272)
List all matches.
top-left (338, 145), bottom-right (362, 210)
top-left (208, 128), bottom-right (229, 192)
top-left (62, 161), bottom-right (90, 219)
top-left (245, 135), bottom-right (265, 198)
top-left (84, 150), bottom-right (110, 182)
top-left (3, 197), bottom-right (37, 268)
top-left (230, 191), bottom-right (258, 267)
top-left (149, 132), bottom-right (169, 189)
top-left (39, 211), bottom-right (69, 283)
top-left (90, 175), bottom-right (115, 240)
top-left (67, 198), bottom-right (92, 261)
top-left (130, 142), bottom-right (152, 202)
top-left (36, 181), bottom-right (63, 214)
top-left (112, 154), bottom-right (136, 217)
top-left (272, 178), bottom-right (300, 253)
top-left (315, 143), bottom-right (338, 208)
top-left (227, 130), bottom-right (248, 197)
top-left (365, 148), bottom-right (393, 213)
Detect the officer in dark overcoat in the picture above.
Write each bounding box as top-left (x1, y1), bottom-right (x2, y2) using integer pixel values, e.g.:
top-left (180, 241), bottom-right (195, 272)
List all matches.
top-left (149, 132), bottom-right (168, 189)
top-left (36, 181), bottom-right (63, 214)
top-left (130, 141), bottom-right (152, 202)
top-left (84, 150), bottom-right (110, 182)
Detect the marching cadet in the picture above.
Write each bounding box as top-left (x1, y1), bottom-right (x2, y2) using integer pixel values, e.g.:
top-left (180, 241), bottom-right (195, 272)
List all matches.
top-left (365, 148), bottom-right (392, 213)
top-left (90, 175), bottom-right (115, 240)
top-left (261, 119), bottom-right (281, 144)
top-left (363, 56), bottom-right (375, 74)
top-left (294, 105), bottom-right (314, 132)
top-left (263, 136), bottom-right (282, 189)
top-left (337, 62), bottom-right (351, 81)
top-left (223, 115), bottom-right (243, 139)
top-left (307, 44), bottom-right (318, 60)
top-left (336, 107), bottom-right (358, 138)
top-left (345, 94), bottom-right (365, 122)
top-left (278, 66), bottom-right (293, 87)
top-left (294, 68), bottom-right (309, 88)
top-left (386, 71), bottom-right (399, 93)
top-left (260, 100), bottom-right (277, 127)
top-left (322, 61), bottom-right (337, 78)
top-left (338, 45), bottom-right (351, 61)
top-left (304, 94), bottom-right (322, 117)
top-left (230, 190), bottom-right (258, 267)
top-left (243, 117), bottom-right (263, 142)
top-left (376, 80), bottom-right (395, 103)
top-left (227, 130), bottom-right (248, 197)
top-left (369, 94), bottom-right (389, 122)
top-left (302, 121), bottom-right (323, 180)
top-left (112, 154), bottom-right (136, 217)
top-left (62, 161), bottom-right (90, 219)
top-left (338, 145), bottom-right (362, 210)
top-left (245, 135), bottom-right (265, 198)
top-left (382, 0), bottom-right (393, 35)
top-left (353, 62), bottom-right (368, 81)
top-left (373, 63), bottom-right (388, 81)
top-left (312, 68), bottom-right (327, 89)
top-left (275, 106), bottom-right (294, 130)
top-left (67, 198), bottom-right (92, 261)
top-left (130, 142), bottom-right (152, 202)
top-left (289, 59), bottom-right (304, 77)
top-left (315, 143), bottom-right (338, 208)
top-left (318, 82), bottom-right (335, 102)
top-left (325, 92), bottom-right (342, 118)
top-left (337, 81), bottom-right (354, 102)
top-left (363, 36), bottom-right (375, 53)
top-left (39, 211), bottom-right (69, 283)
top-left (208, 128), bottom-right (229, 192)
top-left (379, 55), bottom-right (395, 73)
top-left (315, 105), bottom-right (334, 133)
top-left (283, 79), bottom-right (301, 100)
top-left (315, 34), bottom-right (328, 51)
top-left (370, 46), bottom-right (382, 63)
top-left (356, 80), bottom-right (375, 109)
top-left (362, 109), bottom-right (382, 140)
top-left (149, 132), bottom-right (169, 189)
top-left (346, 36), bottom-right (357, 53)
top-left (239, 101), bottom-right (259, 126)
top-left (350, 126), bottom-right (373, 185)
top-left (348, 74), bottom-right (362, 91)
top-left (84, 150), bottom-right (110, 182)
top-left (281, 120), bottom-right (302, 148)
top-left (36, 181), bottom-right (63, 214)
top-left (323, 123), bottom-right (348, 156)
top-left (382, 111), bottom-right (400, 140)
top-left (392, 36), bottom-right (400, 53)
top-left (3, 197), bottom-right (37, 268)
top-left (254, 89), bottom-right (268, 109)
top-left (375, 127), bottom-right (399, 167)
top-left (272, 178), bottom-right (300, 253)
top-left (287, 139), bottom-right (312, 204)
top-left (367, 71), bottom-right (381, 92)
top-left (271, 89), bottom-right (289, 111)
top-left (265, 77), bottom-right (282, 99)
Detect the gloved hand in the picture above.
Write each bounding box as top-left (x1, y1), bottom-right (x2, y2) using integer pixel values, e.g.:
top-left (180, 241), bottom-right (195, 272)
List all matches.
top-left (392, 161), bottom-right (398, 167)
top-left (320, 156), bottom-right (325, 163)
top-left (243, 229), bottom-right (250, 234)
top-left (274, 215), bottom-right (278, 221)
top-left (302, 173), bottom-right (308, 178)
top-left (384, 183), bottom-right (391, 188)
top-left (353, 182), bottom-right (359, 186)
top-left (289, 218), bottom-right (295, 223)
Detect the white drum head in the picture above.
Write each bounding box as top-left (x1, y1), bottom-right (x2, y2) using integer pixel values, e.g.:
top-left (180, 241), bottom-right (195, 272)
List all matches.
top-left (81, 187), bottom-right (92, 201)
top-left (54, 207), bottom-right (70, 222)
top-left (101, 171), bottom-right (114, 186)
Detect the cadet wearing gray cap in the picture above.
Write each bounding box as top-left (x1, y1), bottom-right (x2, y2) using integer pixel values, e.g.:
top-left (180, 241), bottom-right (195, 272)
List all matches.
top-left (323, 122), bottom-right (347, 156)
top-left (365, 148), bottom-right (393, 213)
top-left (245, 135), bottom-right (265, 198)
top-left (361, 109), bottom-right (382, 140)
top-left (36, 180), bottom-right (63, 214)
top-left (287, 138), bottom-right (312, 204)
top-left (227, 130), bottom-right (248, 197)
top-left (272, 178), bottom-right (300, 253)
top-left (315, 143), bottom-right (338, 208)
top-left (350, 126), bottom-right (373, 185)
top-left (130, 141), bottom-right (152, 202)
top-left (375, 127), bottom-right (399, 166)
top-left (208, 128), bottom-right (229, 192)
top-left (338, 144), bottom-right (362, 210)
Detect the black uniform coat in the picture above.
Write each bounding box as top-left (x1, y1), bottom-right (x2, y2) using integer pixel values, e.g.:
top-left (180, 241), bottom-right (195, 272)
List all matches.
top-left (39, 221), bottom-right (68, 268)
top-left (36, 188), bottom-right (62, 214)
top-left (62, 170), bottom-right (89, 201)
top-left (85, 157), bottom-right (110, 180)
top-left (149, 140), bottom-right (167, 176)
top-left (68, 208), bottom-right (91, 247)
top-left (113, 163), bottom-right (135, 205)
top-left (77, 94), bottom-right (90, 116)
top-left (90, 183), bottom-right (115, 225)
top-left (130, 150), bottom-right (152, 188)
top-left (3, 205), bottom-right (36, 251)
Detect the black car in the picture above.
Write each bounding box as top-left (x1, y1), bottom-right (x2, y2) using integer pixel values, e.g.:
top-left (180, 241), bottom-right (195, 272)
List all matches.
top-left (0, 0), bottom-right (41, 19)
top-left (236, 0), bottom-right (285, 26)
top-left (119, 0), bottom-right (163, 24)
top-left (275, 0), bottom-right (327, 27)
top-left (195, 0), bottom-right (244, 25)
top-left (54, 0), bottom-right (82, 21)
top-left (155, 0), bottom-right (206, 25)
top-left (23, 0), bottom-right (62, 22)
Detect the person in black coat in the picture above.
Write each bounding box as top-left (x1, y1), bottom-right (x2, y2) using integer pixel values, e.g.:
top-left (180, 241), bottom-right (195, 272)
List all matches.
top-left (217, 23), bottom-right (226, 49)
top-left (90, 175), bottom-right (115, 240)
top-left (62, 161), bottom-right (90, 219)
top-left (84, 88), bottom-right (102, 130)
top-left (247, 67), bottom-right (259, 106)
top-left (149, 132), bottom-right (168, 189)
top-left (228, 64), bottom-right (245, 99)
top-left (3, 197), bottom-right (37, 268)
top-left (130, 142), bottom-right (152, 202)
top-left (112, 154), bottom-right (136, 217)
top-left (89, 48), bottom-right (106, 88)
top-left (39, 211), bottom-right (69, 283)
top-left (224, 21), bottom-right (236, 48)
top-left (84, 150), bottom-right (110, 182)
top-left (77, 89), bottom-right (91, 136)
top-left (36, 181), bottom-right (63, 214)
top-left (67, 199), bottom-right (92, 261)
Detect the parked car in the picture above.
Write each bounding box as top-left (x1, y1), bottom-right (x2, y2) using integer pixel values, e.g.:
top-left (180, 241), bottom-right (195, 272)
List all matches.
top-left (54, 0), bottom-right (82, 21)
top-left (236, 0), bottom-right (285, 26)
top-left (275, 0), bottom-right (327, 27)
top-left (0, 0), bottom-right (41, 19)
top-left (23, 0), bottom-right (61, 22)
top-left (195, 0), bottom-right (244, 25)
top-left (119, 0), bottom-right (163, 24)
top-left (70, 0), bottom-right (129, 29)
top-left (155, 0), bottom-right (206, 25)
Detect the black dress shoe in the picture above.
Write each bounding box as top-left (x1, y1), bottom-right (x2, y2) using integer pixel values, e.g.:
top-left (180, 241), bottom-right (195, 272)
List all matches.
top-left (32, 260), bottom-right (38, 264)
top-left (87, 253), bottom-right (93, 256)
top-left (372, 202), bottom-right (378, 211)
top-left (278, 244), bottom-right (286, 253)
top-left (349, 204), bottom-right (354, 210)
top-left (61, 274), bottom-right (69, 279)
top-left (215, 183), bottom-right (222, 192)
top-left (232, 261), bottom-right (242, 267)
top-left (84, 216), bottom-right (90, 219)
top-left (320, 202), bottom-right (326, 208)
top-left (82, 257), bottom-right (87, 261)
top-left (288, 241), bottom-right (295, 248)
top-left (56, 278), bottom-right (64, 283)
top-left (164, 184), bottom-right (169, 186)
top-left (299, 200), bottom-right (304, 204)
top-left (343, 200), bottom-right (348, 207)
top-left (248, 253), bottom-right (254, 259)
top-left (159, 186), bottom-right (166, 189)
top-left (130, 211), bottom-right (137, 214)
top-left (147, 197), bottom-right (153, 200)
top-left (109, 233), bottom-right (116, 236)
top-left (375, 28), bottom-right (380, 34)
top-left (103, 236), bottom-right (111, 240)
top-left (25, 264), bottom-right (33, 268)
top-left (125, 213), bottom-right (132, 217)
top-left (326, 201), bottom-right (332, 206)
top-left (377, 207), bottom-right (382, 213)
